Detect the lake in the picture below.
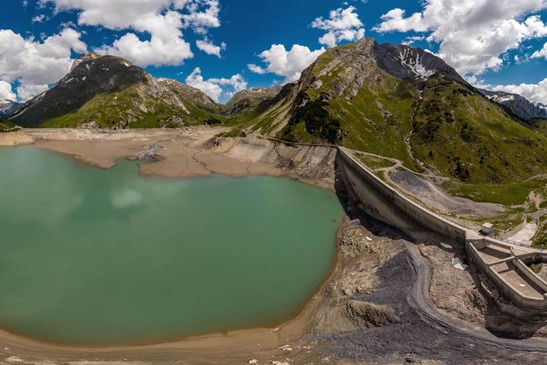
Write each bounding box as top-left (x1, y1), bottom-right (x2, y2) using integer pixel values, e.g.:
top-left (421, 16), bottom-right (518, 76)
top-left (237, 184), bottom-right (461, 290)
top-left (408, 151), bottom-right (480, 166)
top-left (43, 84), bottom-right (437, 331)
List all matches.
top-left (0, 147), bottom-right (344, 345)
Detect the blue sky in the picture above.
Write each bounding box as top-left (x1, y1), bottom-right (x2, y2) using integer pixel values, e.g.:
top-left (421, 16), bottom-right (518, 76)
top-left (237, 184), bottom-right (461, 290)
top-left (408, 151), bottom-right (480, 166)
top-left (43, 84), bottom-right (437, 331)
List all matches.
top-left (0, 0), bottom-right (546, 104)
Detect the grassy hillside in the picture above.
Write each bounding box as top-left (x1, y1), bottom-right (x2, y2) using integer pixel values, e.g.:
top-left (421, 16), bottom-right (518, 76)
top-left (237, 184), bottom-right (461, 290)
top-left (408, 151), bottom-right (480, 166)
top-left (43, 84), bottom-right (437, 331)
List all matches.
top-left (0, 119), bottom-right (17, 132)
top-left (41, 85), bottom-right (226, 129)
top-left (410, 76), bottom-right (546, 183)
top-left (259, 42), bottom-right (547, 184)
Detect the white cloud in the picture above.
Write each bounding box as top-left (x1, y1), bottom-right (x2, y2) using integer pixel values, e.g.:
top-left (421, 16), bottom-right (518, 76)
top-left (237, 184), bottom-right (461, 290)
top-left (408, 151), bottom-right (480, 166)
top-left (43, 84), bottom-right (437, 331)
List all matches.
top-left (374, 0), bottom-right (547, 76)
top-left (196, 39), bottom-right (226, 57)
top-left (40, 0), bottom-right (222, 67)
top-left (185, 67), bottom-right (246, 102)
top-left (96, 11), bottom-right (194, 67)
top-left (532, 42), bottom-right (547, 59)
top-left (0, 81), bottom-right (17, 101)
top-left (490, 78), bottom-right (547, 104)
top-left (311, 6), bottom-right (365, 47)
top-left (248, 44), bottom-right (325, 83)
top-left (0, 28), bottom-right (87, 101)
top-left (32, 14), bottom-right (48, 23)
top-left (17, 84), bottom-right (50, 102)
top-left (181, 0), bottom-right (221, 34)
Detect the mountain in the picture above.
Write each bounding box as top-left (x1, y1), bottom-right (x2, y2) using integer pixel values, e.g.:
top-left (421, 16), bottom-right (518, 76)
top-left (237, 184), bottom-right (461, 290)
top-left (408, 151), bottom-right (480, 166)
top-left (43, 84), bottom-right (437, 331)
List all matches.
top-left (9, 53), bottom-right (223, 128)
top-left (245, 38), bottom-right (547, 184)
top-left (0, 119), bottom-right (17, 132)
top-left (0, 100), bottom-right (20, 118)
top-left (479, 89), bottom-right (547, 121)
top-left (223, 87), bottom-right (282, 115)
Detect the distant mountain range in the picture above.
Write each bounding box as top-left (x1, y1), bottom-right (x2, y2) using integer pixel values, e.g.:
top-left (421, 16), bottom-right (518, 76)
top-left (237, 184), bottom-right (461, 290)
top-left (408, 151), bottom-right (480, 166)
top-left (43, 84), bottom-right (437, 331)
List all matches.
top-left (3, 39), bottom-right (546, 184)
top-left (478, 88), bottom-right (547, 121)
top-left (0, 100), bottom-right (20, 118)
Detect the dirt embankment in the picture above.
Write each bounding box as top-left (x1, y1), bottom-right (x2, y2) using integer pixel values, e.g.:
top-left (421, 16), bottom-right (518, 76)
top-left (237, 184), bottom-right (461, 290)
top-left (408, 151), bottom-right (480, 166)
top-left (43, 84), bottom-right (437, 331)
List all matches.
top-left (0, 130), bottom-right (35, 146)
top-left (2, 128), bottom-right (338, 191)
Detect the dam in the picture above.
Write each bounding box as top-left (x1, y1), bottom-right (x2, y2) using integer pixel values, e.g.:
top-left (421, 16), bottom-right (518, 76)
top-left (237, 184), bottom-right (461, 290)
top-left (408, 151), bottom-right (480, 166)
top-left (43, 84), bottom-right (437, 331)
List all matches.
top-left (337, 146), bottom-right (547, 312)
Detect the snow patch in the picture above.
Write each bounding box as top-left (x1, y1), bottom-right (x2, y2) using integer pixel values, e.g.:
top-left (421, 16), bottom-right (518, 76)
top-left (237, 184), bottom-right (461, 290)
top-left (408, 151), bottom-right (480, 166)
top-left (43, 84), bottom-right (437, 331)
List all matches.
top-left (398, 49), bottom-right (436, 80)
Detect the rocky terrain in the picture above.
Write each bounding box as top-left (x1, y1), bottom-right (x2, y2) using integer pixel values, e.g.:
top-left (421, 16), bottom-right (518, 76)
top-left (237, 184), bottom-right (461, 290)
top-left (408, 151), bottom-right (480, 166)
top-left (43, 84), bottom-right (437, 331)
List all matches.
top-left (4, 39), bottom-right (546, 185)
top-left (9, 53), bottom-right (222, 129)
top-left (480, 88), bottom-right (547, 121)
top-left (222, 87), bottom-right (282, 115)
top-left (0, 100), bottom-right (19, 118)
top-left (242, 38), bottom-right (547, 185)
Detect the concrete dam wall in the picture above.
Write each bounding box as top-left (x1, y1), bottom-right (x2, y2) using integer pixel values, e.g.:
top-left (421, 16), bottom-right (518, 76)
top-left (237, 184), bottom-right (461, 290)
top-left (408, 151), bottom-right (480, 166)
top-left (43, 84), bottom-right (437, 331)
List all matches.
top-left (337, 147), bottom-right (467, 244)
top-left (337, 147), bottom-right (547, 312)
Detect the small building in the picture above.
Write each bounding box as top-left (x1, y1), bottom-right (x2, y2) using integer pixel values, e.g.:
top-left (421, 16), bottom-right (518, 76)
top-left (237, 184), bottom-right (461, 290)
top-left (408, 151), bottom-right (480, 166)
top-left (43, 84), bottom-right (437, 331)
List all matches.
top-left (480, 222), bottom-right (495, 236)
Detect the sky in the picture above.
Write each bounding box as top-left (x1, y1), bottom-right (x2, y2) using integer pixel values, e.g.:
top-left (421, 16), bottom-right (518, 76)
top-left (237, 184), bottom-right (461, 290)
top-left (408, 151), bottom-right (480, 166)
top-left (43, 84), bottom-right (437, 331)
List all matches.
top-left (0, 0), bottom-right (546, 105)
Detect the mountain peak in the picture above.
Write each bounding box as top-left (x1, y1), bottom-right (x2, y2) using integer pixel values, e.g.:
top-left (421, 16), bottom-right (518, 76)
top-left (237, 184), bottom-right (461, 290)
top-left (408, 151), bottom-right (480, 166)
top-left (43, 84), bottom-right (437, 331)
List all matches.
top-left (0, 100), bottom-right (20, 118)
top-left (70, 52), bottom-right (103, 72)
top-left (9, 54), bottom-right (221, 128)
top-left (480, 88), bottom-right (547, 121)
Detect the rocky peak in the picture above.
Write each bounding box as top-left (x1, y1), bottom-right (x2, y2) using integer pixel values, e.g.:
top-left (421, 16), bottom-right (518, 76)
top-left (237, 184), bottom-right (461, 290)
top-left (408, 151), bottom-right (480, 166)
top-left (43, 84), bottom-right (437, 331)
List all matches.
top-left (373, 43), bottom-right (465, 84)
top-left (0, 100), bottom-right (20, 117)
top-left (70, 52), bottom-right (102, 72)
top-left (10, 54), bottom-right (150, 127)
top-left (479, 89), bottom-right (547, 121)
top-left (224, 86), bottom-right (283, 115)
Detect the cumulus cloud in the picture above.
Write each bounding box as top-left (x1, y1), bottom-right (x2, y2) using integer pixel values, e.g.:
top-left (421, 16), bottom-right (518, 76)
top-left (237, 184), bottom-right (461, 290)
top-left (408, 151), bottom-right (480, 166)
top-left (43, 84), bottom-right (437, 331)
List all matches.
top-left (532, 42), bottom-right (547, 59)
top-left (0, 81), bottom-right (17, 101)
top-left (185, 67), bottom-right (247, 102)
top-left (0, 28), bottom-right (87, 101)
top-left (374, 0), bottom-right (547, 76)
top-left (248, 44), bottom-right (325, 83)
top-left (196, 39), bottom-right (226, 57)
top-left (40, 0), bottom-right (222, 67)
top-left (311, 6), bottom-right (365, 47)
top-left (490, 78), bottom-right (547, 104)
top-left (17, 84), bottom-right (50, 102)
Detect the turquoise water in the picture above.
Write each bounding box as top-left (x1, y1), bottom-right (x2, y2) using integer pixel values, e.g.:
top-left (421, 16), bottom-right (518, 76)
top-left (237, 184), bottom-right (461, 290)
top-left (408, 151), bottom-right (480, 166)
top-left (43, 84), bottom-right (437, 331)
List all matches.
top-left (0, 147), bottom-right (343, 345)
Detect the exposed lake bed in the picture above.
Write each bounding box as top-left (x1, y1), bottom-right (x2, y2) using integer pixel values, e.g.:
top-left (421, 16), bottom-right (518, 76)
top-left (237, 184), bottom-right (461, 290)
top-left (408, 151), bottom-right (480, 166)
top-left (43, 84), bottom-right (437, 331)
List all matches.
top-left (0, 128), bottom-right (545, 364)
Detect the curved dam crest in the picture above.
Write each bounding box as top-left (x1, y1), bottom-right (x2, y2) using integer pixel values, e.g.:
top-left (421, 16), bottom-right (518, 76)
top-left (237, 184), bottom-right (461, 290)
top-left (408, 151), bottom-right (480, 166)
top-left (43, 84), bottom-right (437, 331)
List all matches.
top-left (0, 147), bottom-right (344, 345)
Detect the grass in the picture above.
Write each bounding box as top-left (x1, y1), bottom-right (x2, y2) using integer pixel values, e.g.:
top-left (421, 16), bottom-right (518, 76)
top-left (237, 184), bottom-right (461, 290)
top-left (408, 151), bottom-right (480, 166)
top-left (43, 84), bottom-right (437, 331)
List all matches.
top-left (217, 128), bottom-right (247, 138)
top-left (41, 85), bottom-right (227, 129)
top-left (443, 179), bottom-right (546, 206)
top-left (0, 119), bottom-right (17, 132)
top-left (356, 153), bottom-right (396, 170)
top-left (532, 215), bottom-right (547, 249)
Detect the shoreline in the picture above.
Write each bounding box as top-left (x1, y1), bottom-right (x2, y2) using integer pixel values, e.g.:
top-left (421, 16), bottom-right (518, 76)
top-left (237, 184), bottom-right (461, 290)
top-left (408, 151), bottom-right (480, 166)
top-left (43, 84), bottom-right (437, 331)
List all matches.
top-left (0, 220), bottom-right (343, 351)
top-left (0, 129), bottom-right (344, 363)
top-left (1, 128), bottom-right (546, 364)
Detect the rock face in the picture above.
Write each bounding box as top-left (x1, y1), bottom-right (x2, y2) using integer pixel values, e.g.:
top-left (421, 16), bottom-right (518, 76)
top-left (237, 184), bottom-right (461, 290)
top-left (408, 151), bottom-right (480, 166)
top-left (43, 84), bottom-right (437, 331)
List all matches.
top-left (10, 53), bottom-right (222, 128)
top-left (249, 37), bottom-right (547, 184)
top-left (0, 100), bottom-right (20, 118)
top-left (479, 88), bottom-right (547, 121)
top-left (223, 87), bottom-right (282, 115)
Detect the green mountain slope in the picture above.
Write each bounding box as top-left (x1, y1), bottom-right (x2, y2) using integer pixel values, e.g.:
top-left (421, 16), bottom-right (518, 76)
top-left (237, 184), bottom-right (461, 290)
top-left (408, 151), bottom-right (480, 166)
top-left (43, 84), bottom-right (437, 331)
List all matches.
top-left (250, 38), bottom-right (547, 183)
top-left (10, 53), bottom-right (224, 128)
top-left (0, 119), bottom-right (17, 132)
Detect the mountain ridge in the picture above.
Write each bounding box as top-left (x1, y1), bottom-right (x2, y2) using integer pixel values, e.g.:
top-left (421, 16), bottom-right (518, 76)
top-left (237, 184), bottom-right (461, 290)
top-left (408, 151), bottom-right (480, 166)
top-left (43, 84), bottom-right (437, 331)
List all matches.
top-left (5, 39), bottom-right (546, 184)
top-left (9, 53), bottom-right (224, 128)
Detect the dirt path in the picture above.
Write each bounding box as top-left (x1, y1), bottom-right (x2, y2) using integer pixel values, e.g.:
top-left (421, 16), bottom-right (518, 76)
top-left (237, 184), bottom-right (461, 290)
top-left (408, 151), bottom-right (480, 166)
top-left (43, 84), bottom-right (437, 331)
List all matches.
top-left (316, 240), bottom-right (547, 364)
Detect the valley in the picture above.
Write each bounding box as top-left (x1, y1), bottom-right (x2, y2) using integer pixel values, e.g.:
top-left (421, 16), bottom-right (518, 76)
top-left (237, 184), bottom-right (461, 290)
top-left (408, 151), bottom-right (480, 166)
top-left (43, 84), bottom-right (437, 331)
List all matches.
top-left (0, 37), bottom-right (546, 364)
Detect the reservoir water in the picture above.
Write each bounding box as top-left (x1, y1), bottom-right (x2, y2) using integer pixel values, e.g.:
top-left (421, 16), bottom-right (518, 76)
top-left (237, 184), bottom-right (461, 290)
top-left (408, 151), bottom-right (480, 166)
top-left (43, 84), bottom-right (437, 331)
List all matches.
top-left (0, 147), bottom-right (344, 345)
